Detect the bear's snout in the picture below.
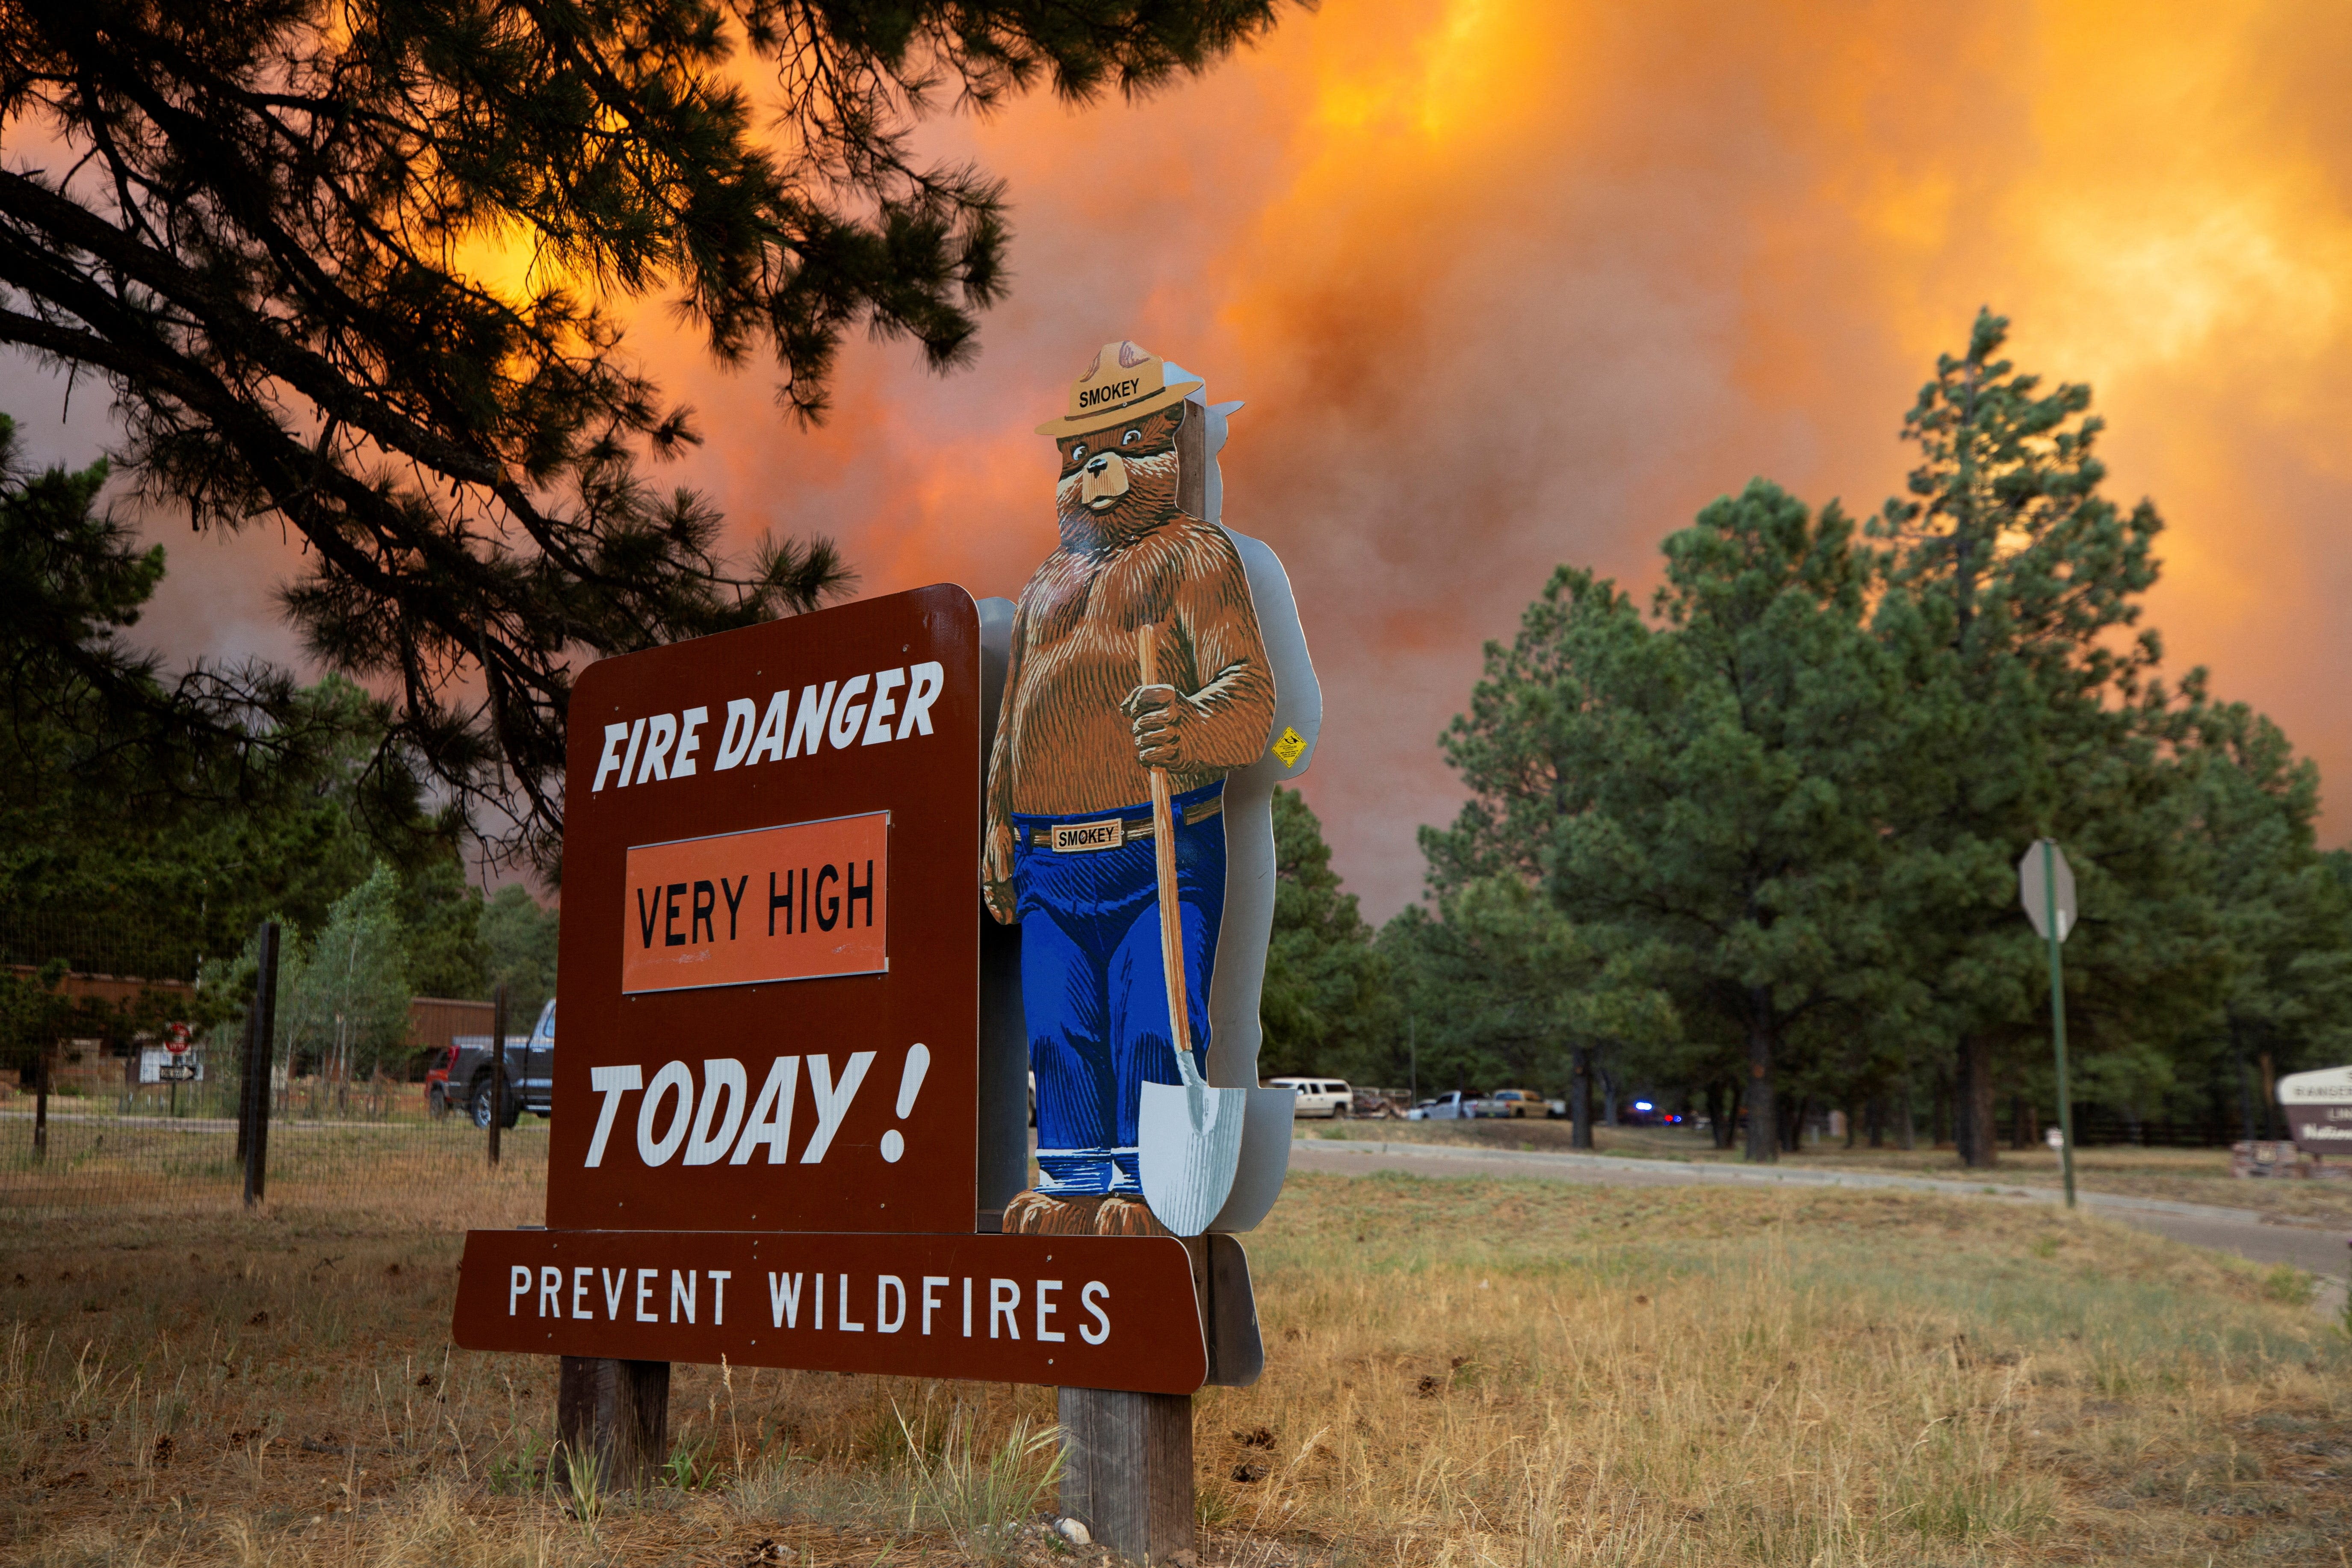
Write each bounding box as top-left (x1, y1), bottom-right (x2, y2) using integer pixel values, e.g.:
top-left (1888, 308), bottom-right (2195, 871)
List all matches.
top-left (1079, 451), bottom-right (1132, 511)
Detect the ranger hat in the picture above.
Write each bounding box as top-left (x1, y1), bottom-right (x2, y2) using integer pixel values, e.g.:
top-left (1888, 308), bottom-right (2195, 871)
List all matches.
top-left (1035, 341), bottom-right (1203, 437)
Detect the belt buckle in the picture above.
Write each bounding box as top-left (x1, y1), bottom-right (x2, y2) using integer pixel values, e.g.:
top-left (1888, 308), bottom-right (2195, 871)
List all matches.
top-left (1051, 818), bottom-right (1126, 853)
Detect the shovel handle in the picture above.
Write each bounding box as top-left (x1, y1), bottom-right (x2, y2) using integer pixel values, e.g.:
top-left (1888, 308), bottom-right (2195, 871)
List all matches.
top-left (1138, 626), bottom-right (1194, 1063)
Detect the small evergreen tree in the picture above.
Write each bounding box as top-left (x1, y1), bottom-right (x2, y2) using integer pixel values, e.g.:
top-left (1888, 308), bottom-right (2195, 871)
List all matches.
top-left (1257, 789), bottom-right (1389, 1079)
top-left (480, 883), bottom-right (562, 1025)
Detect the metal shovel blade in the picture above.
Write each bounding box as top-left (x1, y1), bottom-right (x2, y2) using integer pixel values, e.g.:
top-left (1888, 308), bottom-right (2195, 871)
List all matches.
top-left (1138, 1062), bottom-right (1247, 1237)
top-left (1206, 1087), bottom-right (1298, 1233)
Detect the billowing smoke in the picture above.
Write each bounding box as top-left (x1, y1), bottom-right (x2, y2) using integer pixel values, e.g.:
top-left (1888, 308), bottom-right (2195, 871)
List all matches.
top-left (61, 0), bottom-right (2352, 916)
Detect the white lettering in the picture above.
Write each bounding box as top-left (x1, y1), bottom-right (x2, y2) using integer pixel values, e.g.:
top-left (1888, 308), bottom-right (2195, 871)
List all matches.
top-left (827, 674), bottom-right (871, 750)
top-left (714, 698), bottom-right (758, 770)
top-left (962, 1277), bottom-right (972, 1337)
top-left (684, 1058), bottom-right (748, 1166)
top-left (748, 690), bottom-right (790, 765)
top-left (672, 705), bottom-right (709, 776)
top-left (877, 1275), bottom-right (906, 1333)
top-left (585, 1063), bottom-right (642, 1167)
top-left (637, 1060), bottom-right (695, 1166)
top-left (921, 1276), bottom-right (948, 1336)
top-left (636, 712), bottom-right (678, 783)
top-left (990, 1279), bottom-right (1020, 1340)
top-left (838, 1273), bottom-right (865, 1332)
top-left (730, 1057), bottom-right (800, 1165)
top-left (708, 1270), bottom-right (730, 1326)
top-left (602, 1268), bottom-right (626, 1319)
top-left (593, 722), bottom-right (631, 791)
top-left (1036, 1279), bottom-right (1064, 1342)
top-left (573, 1267), bottom-right (592, 1320)
top-left (898, 661), bottom-right (943, 739)
top-left (635, 1268), bottom-right (658, 1323)
top-left (671, 1269), bottom-right (697, 1324)
top-left (616, 716), bottom-right (646, 788)
top-left (785, 682), bottom-right (836, 759)
top-left (800, 1052), bottom-right (875, 1163)
top-left (508, 1264), bottom-right (532, 1316)
top-left (540, 1266), bottom-right (562, 1318)
top-left (768, 1271), bottom-right (802, 1329)
top-left (862, 668), bottom-right (905, 745)
top-left (1080, 1282), bottom-right (1110, 1345)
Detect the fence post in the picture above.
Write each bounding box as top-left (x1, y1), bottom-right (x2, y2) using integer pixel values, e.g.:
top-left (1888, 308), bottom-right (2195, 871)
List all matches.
top-left (32, 1051), bottom-right (47, 1161)
top-left (234, 1010), bottom-right (254, 1160)
top-left (488, 982), bottom-right (507, 1168)
top-left (242, 921), bottom-right (280, 1208)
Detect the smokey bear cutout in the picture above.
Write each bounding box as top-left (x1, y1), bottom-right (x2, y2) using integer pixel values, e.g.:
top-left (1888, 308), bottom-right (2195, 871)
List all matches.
top-left (985, 342), bottom-right (1319, 1238)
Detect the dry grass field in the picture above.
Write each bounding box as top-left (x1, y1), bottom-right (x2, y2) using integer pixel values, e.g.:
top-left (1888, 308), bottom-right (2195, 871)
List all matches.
top-left (3, 1169), bottom-right (2348, 1567)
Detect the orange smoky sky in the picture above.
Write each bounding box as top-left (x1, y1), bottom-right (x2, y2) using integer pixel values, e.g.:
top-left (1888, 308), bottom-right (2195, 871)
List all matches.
top-left (10, 0), bottom-right (2352, 919)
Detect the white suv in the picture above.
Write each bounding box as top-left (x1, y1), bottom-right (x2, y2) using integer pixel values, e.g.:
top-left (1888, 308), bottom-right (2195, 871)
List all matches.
top-left (1268, 1076), bottom-right (1352, 1118)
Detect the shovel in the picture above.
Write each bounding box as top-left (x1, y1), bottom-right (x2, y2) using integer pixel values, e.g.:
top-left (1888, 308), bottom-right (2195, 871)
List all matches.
top-left (1133, 624), bottom-right (1247, 1237)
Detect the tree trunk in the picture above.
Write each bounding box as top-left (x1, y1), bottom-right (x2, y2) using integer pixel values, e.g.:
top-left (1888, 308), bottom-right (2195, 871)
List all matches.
top-left (1866, 1096), bottom-right (1884, 1149)
top-left (1897, 1077), bottom-right (1916, 1151)
top-left (1743, 1005), bottom-right (1777, 1164)
top-left (1931, 1071), bottom-right (1950, 1148)
top-left (1708, 1080), bottom-right (1740, 1150)
top-left (1953, 1034), bottom-right (1997, 1168)
top-left (1570, 1046), bottom-right (1594, 1150)
top-left (1778, 1092), bottom-right (1806, 1153)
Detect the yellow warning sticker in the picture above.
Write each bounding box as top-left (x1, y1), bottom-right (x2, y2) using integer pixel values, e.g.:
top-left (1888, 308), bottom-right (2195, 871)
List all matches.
top-left (1270, 726), bottom-right (1306, 769)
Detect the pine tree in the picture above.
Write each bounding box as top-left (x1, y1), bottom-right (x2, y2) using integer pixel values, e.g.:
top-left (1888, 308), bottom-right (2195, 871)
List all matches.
top-left (1423, 481), bottom-right (1894, 1161)
top-left (2179, 691), bottom-right (2352, 1135)
top-left (0, 0), bottom-right (1295, 866)
top-left (1258, 788), bottom-right (1389, 1080)
top-left (1868, 310), bottom-right (2214, 1166)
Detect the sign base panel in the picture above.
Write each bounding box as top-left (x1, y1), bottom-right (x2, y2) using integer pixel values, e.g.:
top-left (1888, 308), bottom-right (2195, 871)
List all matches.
top-left (454, 1229), bottom-right (1207, 1394)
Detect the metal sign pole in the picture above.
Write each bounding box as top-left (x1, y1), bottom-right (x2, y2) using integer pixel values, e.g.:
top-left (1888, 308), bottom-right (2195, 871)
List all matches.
top-left (2041, 841), bottom-right (2077, 1210)
top-left (244, 921), bottom-right (280, 1208)
top-left (488, 982), bottom-right (507, 1169)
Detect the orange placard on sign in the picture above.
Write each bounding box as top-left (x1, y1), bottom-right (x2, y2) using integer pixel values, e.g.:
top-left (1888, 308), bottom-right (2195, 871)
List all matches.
top-left (622, 812), bottom-right (888, 994)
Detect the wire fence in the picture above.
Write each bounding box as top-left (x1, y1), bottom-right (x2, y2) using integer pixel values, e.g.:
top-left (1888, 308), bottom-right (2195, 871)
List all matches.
top-left (1, 922), bottom-right (546, 1225)
top-left (0, 1104), bottom-right (548, 1221)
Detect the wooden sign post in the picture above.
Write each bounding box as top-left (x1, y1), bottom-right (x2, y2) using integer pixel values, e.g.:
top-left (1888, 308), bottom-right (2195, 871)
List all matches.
top-left (455, 344), bottom-right (1317, 1557)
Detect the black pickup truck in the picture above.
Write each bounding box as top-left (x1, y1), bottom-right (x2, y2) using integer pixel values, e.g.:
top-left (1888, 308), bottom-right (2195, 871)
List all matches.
top-left (442, 1000), bottom-right (555, 1128)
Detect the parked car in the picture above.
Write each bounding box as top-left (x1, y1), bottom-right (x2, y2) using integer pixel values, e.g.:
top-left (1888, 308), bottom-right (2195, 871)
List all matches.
top-left (1485, 1088), bottom-right (1547, 1119)
top-left (447, 1000), bottom-right (555, 1129)
top-left (1405, 1090), bottom-right (1484, 1121)
top-left (425, 1045), bottom-right (459, 1118)
top-left (1267, 1077), bottom-right (1352, 1118)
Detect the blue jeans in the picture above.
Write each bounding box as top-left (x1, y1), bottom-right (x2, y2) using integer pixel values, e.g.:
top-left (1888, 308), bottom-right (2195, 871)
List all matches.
top-left (1012, 782), bottom-right (1226, 1196)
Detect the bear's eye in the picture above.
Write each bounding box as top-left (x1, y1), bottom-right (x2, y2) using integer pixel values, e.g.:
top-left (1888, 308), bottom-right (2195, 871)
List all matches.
top-left (1121, 428), bottom-right (1141, 446)
top-left (1068, 443), bottom-right (1087, 465)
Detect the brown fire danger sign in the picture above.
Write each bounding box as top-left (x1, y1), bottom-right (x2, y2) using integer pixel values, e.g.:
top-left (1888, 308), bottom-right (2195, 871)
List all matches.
top-left (454, 1230), bottom-right (1208, 1394)
top-left (544, 586), bottom-right (981, 1235)
top-left (453, 585), bottom-right (1226, 1393)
